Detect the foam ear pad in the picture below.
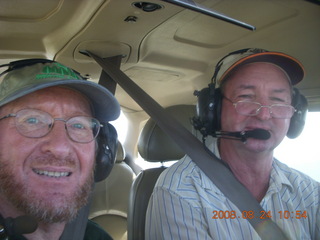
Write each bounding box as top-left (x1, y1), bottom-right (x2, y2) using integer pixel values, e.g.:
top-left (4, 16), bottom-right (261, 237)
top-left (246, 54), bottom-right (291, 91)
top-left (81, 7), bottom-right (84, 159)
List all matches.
top-left (287, 88), bottom-right (308, 139)
top-left (193, 84), bottom-right (222, 137)
top-left (194, 86), bottom-right (308, 139)
top-left (213, 88), bottom-right (222, 131)
top-left (94, 123), bottom-right (118, 182)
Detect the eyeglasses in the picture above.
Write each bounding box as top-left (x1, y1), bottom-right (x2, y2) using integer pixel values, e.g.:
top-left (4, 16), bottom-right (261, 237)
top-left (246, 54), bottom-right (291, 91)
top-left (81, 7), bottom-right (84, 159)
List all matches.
top-left (0, 109), bottom-right (102, 143)
top-left (224, 97), bottom-right (296, 119)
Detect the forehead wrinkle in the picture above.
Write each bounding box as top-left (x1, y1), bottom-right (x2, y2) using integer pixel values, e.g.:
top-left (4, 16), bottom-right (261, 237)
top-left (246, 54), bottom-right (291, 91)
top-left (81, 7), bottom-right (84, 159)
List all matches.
top-left (1, 87), bottom-right (93, 119)
top-left (221, 62), bottom-right (292, 89)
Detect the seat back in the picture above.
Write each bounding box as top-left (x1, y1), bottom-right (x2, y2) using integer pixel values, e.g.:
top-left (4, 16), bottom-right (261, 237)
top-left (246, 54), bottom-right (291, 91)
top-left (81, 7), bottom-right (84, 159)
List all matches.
top-left (89, 142), bottom-right (136, 240)
top-left (127, 104), bottom-right (196, 240)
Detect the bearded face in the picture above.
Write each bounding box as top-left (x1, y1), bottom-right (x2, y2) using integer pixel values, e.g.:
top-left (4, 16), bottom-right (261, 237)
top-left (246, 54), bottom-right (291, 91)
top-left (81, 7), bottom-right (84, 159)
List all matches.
top-left (0, 152), bottom-right (94, 223)
top-left (0, 87), bottom-right (97, 223)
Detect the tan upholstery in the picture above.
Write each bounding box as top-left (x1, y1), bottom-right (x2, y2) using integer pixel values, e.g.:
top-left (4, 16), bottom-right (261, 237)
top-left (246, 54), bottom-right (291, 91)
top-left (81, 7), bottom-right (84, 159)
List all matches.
top-left (128, 105), bottom-right (196, 240)
top-left (89, 142), bottom-right (136, 240)
top-left (137, 104), bottom-right (196, 162)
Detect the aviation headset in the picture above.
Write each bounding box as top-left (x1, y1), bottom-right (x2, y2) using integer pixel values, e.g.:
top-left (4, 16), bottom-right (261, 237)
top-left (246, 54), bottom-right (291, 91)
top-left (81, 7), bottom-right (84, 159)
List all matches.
top-left (192, 48), bottom-right (308, 139)
top-left (0, 59), bottom-right (118, 182)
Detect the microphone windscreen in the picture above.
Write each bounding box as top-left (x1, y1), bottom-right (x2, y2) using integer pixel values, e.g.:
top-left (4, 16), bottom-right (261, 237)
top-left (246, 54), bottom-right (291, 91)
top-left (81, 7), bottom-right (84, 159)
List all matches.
top-left (246, 129), bottom-right (270, 140)
top-left (12, 215), bottom-right (38, 235)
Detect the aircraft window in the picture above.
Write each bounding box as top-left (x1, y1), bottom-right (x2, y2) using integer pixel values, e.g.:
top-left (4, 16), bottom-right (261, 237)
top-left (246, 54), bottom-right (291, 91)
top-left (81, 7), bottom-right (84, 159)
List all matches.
top-left (110, 111), bottom-right (128, 144)
top-left (274, 111), bottom-right (320, 182)
top-left (135, 154), bottom-right (177, 169)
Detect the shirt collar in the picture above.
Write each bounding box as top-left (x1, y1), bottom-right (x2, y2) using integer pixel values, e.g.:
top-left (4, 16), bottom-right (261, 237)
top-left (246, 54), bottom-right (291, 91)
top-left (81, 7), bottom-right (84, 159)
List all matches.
top-left (268, 159), bottom-right (294, 193)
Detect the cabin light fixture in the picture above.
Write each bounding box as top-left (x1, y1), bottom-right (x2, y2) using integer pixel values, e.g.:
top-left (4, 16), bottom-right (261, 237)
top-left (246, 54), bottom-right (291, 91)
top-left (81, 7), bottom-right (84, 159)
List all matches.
top-left (132, 2), bottom-right (163, 12)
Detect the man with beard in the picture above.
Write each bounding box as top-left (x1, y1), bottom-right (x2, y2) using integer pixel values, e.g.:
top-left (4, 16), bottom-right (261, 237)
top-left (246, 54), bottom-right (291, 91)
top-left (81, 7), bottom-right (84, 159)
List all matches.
top-left (0, 60), bottom-right (120, 239)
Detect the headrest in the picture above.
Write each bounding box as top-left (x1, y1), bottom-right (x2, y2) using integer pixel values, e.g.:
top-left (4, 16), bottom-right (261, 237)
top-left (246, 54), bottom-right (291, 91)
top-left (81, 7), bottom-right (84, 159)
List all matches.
top-left (138, 105), bottom-right (196, 162)
top-left (116, 141), bottom-right (126, 163)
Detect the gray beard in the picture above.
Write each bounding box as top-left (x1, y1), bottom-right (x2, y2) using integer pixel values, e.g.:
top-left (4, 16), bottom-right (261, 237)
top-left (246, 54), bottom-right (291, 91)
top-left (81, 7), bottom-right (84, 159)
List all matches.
top-left (0, 153), bottom-right (94, 224)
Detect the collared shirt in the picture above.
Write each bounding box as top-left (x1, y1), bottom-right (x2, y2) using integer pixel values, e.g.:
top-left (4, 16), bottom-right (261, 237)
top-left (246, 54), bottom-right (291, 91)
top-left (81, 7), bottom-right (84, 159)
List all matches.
top-left (145, 140), bottom-right (320, 240)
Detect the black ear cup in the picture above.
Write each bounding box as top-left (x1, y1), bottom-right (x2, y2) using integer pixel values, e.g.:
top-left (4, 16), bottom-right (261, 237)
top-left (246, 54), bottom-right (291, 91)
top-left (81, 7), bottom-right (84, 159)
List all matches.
top-left (94, 123), bottom-right (118, 182)
top-left (193, 86), bottom-right (308, 139)
top-left (287, 88), bottom-right (308, 139)
top-left (192, 84), bottom-right (222, 137)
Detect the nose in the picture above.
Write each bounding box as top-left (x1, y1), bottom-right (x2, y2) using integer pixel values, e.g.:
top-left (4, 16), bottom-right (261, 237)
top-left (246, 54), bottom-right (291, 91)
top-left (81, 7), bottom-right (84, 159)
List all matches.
top-left (256, 105), bottom-right (272, 120)
top-left (40, 121), bottom-right (72, 157)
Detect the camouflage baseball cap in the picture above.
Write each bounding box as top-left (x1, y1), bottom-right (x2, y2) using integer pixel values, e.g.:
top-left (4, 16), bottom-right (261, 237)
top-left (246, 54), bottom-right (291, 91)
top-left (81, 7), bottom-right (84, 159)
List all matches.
top-left (0, 59), bottom-right (120, 122)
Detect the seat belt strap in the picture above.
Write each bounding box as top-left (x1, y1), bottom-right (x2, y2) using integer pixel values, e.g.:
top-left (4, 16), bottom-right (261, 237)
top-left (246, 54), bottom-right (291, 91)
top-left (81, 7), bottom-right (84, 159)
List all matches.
top-left (86, 51), bottom-right (289, 240)
top-left (97, 55), bottom-right (121, 95)
top-left (59, 203), bottom-right (90, 240)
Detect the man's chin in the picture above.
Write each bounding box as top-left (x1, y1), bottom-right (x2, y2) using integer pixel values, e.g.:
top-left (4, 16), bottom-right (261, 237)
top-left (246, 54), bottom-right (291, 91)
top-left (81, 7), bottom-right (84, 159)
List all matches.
top-left (0, 174), bottom-right (93, 223)
top-left (23, 192), bottom-right (87, 223)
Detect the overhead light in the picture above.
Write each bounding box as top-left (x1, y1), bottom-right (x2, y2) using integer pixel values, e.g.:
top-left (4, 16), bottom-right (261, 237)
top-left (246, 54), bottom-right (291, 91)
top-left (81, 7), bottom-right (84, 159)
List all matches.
top-left (132, 2), bottom-right (163, 12)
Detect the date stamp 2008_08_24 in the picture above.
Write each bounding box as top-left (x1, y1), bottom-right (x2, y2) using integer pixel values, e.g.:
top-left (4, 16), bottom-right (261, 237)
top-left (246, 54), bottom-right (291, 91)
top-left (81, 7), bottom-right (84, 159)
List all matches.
top-left (212, 210), bottom-right (308, 220)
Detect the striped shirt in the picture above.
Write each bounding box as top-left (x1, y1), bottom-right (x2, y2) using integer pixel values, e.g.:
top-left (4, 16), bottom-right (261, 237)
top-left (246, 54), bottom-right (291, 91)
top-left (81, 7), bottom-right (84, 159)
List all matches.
top-left (145, 140), bottom-right (320, 240)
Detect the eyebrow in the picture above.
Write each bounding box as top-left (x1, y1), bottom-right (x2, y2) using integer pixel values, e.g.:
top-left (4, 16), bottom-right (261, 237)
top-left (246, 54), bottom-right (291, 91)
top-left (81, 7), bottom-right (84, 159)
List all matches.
top-left (272, 88), bottom-right (288, 94)
top-left (236, 84), bottom-right (288, 93)
top-left (232, 84), bottom-right (256, 93)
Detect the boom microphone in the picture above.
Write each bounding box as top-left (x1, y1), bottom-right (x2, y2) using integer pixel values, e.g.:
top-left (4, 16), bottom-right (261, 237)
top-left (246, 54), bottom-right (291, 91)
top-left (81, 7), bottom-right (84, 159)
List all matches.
top-left (11, 215), bottom-right (38, 236)
top-left (0, 215), bottom-right (38, 239)
top-left (215, 128), bottom-right (270, 142)
top-left (244, 129), bottom-right (271, 140)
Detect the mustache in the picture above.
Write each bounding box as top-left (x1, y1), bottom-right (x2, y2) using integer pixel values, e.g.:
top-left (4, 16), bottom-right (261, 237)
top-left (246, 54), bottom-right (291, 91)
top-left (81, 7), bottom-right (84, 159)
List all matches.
top-left (30, 152), bottom-right (77, 167)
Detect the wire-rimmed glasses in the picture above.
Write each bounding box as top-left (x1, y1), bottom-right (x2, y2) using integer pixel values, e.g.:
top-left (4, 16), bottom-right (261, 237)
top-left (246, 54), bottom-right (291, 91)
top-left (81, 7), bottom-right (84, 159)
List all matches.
top-left (0, 109), bottom-right (102, 143)
top-left (224, 97), bottom-right (296, 119)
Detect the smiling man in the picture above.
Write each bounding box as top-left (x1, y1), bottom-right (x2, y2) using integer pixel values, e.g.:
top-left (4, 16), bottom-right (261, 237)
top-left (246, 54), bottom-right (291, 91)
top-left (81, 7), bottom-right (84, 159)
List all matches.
top-left (0, 60), bottom-right (120, 240)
